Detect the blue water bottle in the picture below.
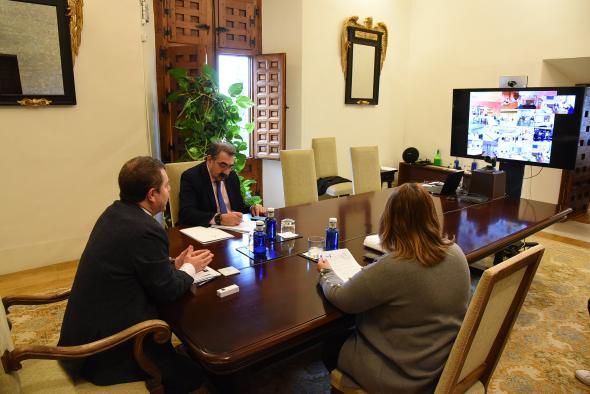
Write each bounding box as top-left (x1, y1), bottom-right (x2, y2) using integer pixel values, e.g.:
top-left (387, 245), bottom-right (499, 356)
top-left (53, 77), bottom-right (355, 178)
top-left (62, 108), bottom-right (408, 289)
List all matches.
top-left (325, 218), bottom-right (339, 251)
top-left (265, 208), bottom-right (276, 241)
top-left (253, 221), bottom-right (266, 255)
top-left (471, 159), bottom-right (477, 171)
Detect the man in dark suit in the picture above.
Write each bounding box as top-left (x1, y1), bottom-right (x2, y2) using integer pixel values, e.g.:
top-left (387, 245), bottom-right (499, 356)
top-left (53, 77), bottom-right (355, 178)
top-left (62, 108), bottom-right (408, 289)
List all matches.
top-left (179, 142), bottom-right (265, 227)
top-left (58, 156), bottom-right (213, 393)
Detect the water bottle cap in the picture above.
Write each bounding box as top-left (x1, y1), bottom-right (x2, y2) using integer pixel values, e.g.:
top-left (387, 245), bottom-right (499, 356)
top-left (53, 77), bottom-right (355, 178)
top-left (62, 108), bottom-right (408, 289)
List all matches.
top-left (267, 208), bottom-right (275, 217)
top-left (255, 221), bottom-right (265, 231)
top-left (329, 217), bottom-right (337, 223)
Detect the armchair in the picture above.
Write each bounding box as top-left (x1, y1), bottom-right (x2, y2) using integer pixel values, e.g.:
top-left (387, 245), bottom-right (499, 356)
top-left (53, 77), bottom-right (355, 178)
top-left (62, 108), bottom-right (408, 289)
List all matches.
top-left (1, 289), bottom-right (170, 393)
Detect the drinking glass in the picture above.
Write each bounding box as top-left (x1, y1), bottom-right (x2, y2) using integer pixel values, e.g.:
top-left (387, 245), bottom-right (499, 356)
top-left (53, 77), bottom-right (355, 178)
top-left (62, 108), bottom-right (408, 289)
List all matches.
top-left (280, 218), bottom-right (296, 235)
top-left (307, 236), bottom-right (325, 260)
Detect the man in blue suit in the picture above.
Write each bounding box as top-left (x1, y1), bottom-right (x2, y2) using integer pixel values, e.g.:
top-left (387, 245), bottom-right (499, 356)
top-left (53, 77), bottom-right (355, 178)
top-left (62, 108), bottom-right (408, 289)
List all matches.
top-left (179, 142), bottom-right (265, 227)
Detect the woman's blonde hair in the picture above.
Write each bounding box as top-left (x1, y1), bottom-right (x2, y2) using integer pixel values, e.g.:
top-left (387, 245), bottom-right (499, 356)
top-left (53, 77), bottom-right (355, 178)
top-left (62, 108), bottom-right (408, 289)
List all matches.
top-left (378, 183), bottom-right (453, 266)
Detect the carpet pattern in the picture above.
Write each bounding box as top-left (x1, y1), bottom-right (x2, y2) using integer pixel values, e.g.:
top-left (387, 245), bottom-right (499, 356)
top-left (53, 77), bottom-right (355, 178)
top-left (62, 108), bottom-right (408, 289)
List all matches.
top-left (6, 236), bottom-right (590, 393)
top-left (487, 235), bottom-right (590, 394)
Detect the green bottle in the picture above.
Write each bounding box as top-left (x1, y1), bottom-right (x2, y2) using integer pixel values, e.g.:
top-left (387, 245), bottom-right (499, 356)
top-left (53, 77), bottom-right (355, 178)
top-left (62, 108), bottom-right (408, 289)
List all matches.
top-left (433, 149), bottom-right (442, 166)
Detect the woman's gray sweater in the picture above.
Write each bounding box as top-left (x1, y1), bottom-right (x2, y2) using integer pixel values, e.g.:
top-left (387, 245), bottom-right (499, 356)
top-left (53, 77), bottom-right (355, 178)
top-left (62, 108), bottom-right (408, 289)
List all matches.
top-left (319, 243), bottom-right (470, 393)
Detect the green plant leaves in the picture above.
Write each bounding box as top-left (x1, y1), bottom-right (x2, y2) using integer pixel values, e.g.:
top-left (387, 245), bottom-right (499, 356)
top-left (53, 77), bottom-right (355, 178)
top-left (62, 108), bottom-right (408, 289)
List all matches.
top-left (167, 91), bottom-right (180, 103)
top-left (228, 83), bottom-right (243, 97)
top-left (202, 64), bottom-right (219, 87)
top-left (171, 63), bottom-right (261, 204)
top-left (169, 67), bottom-right (187, 81)
top-left (236, 95), bottom-right (255, 109)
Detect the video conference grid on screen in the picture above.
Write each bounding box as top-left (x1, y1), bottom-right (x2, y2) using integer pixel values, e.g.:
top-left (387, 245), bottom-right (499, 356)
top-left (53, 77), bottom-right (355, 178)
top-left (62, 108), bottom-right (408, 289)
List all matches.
top-left (466, 91), bottom-right (576, 164)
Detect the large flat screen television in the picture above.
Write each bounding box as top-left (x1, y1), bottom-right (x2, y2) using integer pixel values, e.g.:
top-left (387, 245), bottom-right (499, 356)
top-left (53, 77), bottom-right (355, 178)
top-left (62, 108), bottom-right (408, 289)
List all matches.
top-left (450, 86), bottom-right (587, 170)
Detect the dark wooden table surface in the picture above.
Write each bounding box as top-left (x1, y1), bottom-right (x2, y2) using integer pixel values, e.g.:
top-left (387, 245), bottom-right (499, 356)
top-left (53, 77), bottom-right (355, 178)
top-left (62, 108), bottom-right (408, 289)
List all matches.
top-left (161, 189), bottom-right (571, 374)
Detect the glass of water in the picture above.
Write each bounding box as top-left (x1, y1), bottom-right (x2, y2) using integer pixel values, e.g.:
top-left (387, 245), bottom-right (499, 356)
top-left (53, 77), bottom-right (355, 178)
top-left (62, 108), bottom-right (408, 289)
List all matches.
top-left (280, 218), bottom-right (296, 235)
top-left (307, 236), bottom-right (324, 260)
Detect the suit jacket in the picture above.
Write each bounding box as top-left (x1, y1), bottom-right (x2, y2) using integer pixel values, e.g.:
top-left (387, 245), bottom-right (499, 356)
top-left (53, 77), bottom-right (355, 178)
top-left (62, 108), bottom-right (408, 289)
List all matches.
top-left (178, 161), bottom-right (250, 227)
top-left (58, 201), bottom-right (193, 385)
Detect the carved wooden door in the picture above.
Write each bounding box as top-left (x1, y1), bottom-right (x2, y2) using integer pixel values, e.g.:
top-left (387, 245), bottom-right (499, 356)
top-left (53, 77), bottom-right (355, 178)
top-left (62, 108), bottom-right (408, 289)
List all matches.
top-left (216, 0), bottom-right (260, 53)
top-left (253, 53), bottom-right (286, 160)
top-left (168, 0), bottom-right (213, 45)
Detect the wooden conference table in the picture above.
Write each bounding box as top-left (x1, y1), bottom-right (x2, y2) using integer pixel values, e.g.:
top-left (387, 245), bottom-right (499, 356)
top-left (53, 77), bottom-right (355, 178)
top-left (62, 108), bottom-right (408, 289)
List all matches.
top-left (160, 189), bottom-right (571, 376)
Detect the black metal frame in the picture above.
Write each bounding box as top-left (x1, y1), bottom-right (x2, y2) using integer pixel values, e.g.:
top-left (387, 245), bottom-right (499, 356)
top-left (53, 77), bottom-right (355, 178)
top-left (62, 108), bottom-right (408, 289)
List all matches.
top-left (344, 26), bottom-right (383, 105)
top-left (1, 0), bottom-right (76, 105)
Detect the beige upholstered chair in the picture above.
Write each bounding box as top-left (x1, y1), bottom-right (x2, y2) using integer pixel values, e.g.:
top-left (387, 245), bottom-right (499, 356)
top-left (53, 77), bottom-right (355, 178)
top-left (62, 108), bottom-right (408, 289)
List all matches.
top-left (331, 245), bottom-right (545, 394)
top-left (350, 146), bottom-right (381, 194)
top-left (311, 137), bottom-right (352, 198)
top-left (279, 149), bottom-right (319, 207)
top-left (1, 290), bottom-right (170, 393)
top-left (165, 161), bottom-right (201, 227)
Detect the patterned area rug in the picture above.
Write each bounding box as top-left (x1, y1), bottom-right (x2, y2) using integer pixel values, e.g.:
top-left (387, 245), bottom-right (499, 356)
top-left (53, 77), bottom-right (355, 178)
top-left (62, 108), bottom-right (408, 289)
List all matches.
top-left (6, 236), bottom-right (590, 393)
top-left (487, 235), bottom-right (590, 394)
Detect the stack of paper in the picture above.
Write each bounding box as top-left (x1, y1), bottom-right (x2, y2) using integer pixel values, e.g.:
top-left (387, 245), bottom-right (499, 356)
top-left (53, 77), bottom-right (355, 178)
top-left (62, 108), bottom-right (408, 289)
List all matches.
top-left (320, 248), bottom-right (362, 282)
top-left (180, 226), bottom-right (234, 244)
top-left (212, 219), bottom-right (256, 233)
top-left (363, 234), bottom-right (386, 253)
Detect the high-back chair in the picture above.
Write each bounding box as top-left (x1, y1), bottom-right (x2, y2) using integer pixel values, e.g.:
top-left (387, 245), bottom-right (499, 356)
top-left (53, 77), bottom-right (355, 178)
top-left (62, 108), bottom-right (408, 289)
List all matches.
top-left (331, 245), bottom-right (545, 394)
top-left (165, 161), bottom-right (201, 227)
top-left (1, 290), bottom-right (170, 393)
top-left (311, 137), bottom-right (352, 198)
top-left (350, 146), bottom-right (381, 194)
top-left (435, 244), bottom-right (545, 393)
top-left (279, 149), bottom-right (319, 207)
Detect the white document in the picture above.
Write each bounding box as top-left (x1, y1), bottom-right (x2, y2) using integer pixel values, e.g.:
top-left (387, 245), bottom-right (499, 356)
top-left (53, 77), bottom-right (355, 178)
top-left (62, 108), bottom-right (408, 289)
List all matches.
top-left (363, 234), bottom-right (386, 253)
top-left (212, 219), bottom-right (256, 234)
top-left (180, 226), bottom-right (234, 244)
top-left (380, 166), bottom-right (397, 172)
top-left (320, 248), bottom-right (362, 282)
top-left (193, 266), bottom-right (221, 284)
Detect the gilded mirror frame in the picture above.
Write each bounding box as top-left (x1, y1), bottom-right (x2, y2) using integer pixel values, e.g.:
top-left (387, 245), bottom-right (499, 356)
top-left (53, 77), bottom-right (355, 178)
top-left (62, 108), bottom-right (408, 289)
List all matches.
top-left (341, 17), bottom-right (387, 105)
top-left (0, 0), bottom-right (83, 106)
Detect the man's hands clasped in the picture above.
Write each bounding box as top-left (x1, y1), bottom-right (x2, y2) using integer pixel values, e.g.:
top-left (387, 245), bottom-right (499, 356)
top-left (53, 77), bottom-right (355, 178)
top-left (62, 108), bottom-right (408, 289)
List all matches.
top-left (175, 245), bottom-right (213, 272)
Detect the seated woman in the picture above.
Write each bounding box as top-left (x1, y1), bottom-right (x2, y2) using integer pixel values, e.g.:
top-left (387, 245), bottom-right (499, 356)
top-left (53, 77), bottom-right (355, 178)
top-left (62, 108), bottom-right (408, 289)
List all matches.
top-left (317, 182), bottom-right (470, 393)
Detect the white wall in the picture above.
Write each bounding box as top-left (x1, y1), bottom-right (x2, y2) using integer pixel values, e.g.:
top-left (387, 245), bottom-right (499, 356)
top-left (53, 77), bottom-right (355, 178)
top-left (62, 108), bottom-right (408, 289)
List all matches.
top-left (0, 0), bottom-right (156, 274)
top-left (403, 0), bottom-right (590, 203)
top-left (262, 0), bottom-right (411, 208)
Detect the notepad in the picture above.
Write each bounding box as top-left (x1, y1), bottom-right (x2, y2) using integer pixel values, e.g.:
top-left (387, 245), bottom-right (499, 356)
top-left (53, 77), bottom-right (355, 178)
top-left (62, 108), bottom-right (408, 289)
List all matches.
top-left (320, 248), bottom-right (362, 282)
top-left (363, 234), bottom-right (386, 253)
top-left (180, 226), bottom-right (234, 244)
top-left (212, 219), bottom-right (256, 234)
top-left (218, 266), bottom-right (240, 276)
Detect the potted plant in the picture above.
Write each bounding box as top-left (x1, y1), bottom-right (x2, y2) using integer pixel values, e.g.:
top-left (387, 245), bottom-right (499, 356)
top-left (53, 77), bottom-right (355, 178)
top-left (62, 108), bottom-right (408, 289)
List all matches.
top-left (168, 64), bottom-right (261, 206)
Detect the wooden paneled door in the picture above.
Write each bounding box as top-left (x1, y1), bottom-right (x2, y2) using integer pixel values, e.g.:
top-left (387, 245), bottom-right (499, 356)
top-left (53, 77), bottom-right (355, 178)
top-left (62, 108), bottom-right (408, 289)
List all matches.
top-left (216, 0), bottom-right (261, 54)
top-left (169, 0), bottom-right (212, 45)
top-left (252, 53), bottom-right (286, 160)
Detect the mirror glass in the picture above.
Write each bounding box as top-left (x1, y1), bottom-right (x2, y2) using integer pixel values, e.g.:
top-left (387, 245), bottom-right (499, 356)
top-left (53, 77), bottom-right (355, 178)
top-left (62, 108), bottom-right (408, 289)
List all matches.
top-left (344, 26), bottom-right (382, 105)
top-left (0, 0), bottom-right (76, 105)
top-left (350, 44), bottom-right (375, 98)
